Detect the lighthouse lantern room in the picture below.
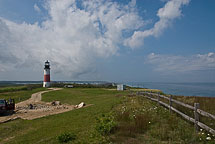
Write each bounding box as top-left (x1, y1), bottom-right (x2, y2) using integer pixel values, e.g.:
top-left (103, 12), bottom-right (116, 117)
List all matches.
top-left (43, 60), bottom-right (51, 87)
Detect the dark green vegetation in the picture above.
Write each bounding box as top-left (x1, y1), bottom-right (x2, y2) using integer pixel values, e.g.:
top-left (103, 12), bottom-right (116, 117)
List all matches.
top-left (0, 87), bottom-right (214, 143)
top-left (57, 132), bottom-right (76, 143)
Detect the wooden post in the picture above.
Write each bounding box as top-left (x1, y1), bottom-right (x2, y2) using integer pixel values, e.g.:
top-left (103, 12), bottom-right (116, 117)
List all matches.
top-left (169, 95), bottom-right (172, 113)
top-left (157, 92), bottom-right (160, 105)
top-left (194, 103), bottom-right (200, 132)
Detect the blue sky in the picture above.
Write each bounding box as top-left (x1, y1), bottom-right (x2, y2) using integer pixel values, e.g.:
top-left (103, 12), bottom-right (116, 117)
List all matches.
top-left (0, 0), bottom-right (214, 82)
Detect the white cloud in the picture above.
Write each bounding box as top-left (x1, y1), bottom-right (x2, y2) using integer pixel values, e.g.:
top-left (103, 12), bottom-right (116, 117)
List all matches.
top-left (124, 0), bottom-right (190, 48)
top-left (146, 52), bottom-right (215, 73)
top-left (0, 0), bottom-right (190, 79)
top-left (34, 4), bottom-right (41, 13)
top-left (0, 0), bottom-right (144, 78)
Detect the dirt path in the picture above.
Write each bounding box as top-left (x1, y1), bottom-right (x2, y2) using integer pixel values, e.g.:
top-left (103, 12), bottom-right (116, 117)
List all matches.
top-left (0, 88), bottom-right (87, 123)
top-left (16, 88), bottom-right (62, 107)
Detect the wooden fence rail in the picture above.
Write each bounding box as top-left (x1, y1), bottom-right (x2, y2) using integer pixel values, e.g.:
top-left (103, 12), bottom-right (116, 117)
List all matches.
top-left (137, 91), bottom-right (215, 135)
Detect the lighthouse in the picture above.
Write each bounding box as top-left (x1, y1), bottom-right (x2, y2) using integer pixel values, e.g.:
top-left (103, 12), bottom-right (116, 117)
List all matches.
top-left (43, 60), bottom-right (51, 87)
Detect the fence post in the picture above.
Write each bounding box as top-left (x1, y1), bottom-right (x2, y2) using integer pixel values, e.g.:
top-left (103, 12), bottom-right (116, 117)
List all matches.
top-left (157, 92), bottom-right (160, 105)
top-left (194, 103), bottom-right (200, 132)
top-left (169, 95), bottom-right (172, 113)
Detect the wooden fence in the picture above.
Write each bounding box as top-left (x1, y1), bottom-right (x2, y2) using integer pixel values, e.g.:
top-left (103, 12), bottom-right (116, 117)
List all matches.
top-left (136, 91), bottom-right (215, 135)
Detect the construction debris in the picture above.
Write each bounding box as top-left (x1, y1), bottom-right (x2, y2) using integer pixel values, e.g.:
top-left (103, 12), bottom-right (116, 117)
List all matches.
top-left (0, 89), bottom-right (90, 123)
top-left (51, 101), bottom-right (61, 106)
top-left (75, 102), bottom-right (85, 108)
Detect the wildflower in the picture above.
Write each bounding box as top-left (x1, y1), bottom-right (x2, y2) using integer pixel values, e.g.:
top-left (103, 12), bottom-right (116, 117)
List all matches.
top-left (200, 129), bottom-right (203, 131)
top-left (202, 133), bottom-right (204, 135)
top-left (199, 138), bottom-right (202, 141)
top-left (148, 121), bottom-right (151, 124)
top-left (208, 134), bottom-right (210, 136)
top-left (206, 137), bottom-right (211, 141)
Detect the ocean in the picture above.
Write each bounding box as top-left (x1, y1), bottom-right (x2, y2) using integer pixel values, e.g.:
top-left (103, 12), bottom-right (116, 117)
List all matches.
top-left (125, 82), bottom-right (215, 97)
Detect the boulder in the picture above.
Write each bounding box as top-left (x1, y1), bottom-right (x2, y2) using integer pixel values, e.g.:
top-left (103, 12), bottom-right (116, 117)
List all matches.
top-left (75, 102), bottom-right (85, 108)
top-left (51, 101), bottom-right (61, 106)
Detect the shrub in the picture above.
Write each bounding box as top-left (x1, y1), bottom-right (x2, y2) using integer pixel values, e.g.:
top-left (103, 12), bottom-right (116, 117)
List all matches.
top-left (95, 113), bottom-right (116, 136)
top-left (57, 132), bottom-right (76, 143)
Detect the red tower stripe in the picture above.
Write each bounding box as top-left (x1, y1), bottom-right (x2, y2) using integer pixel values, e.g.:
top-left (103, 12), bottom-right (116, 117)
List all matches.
top-left (44, 75), bottom-right (50, 82)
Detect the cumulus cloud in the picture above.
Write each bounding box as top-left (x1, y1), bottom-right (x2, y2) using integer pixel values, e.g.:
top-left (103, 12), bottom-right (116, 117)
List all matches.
top-left (0, 0), bottom-right (145, 77)
top-left (146, 52), bottom-right (215, 73)
top-left (0, 0), bottom-right (189, 78)
top-left (124, 0), bottom-right (190, 48)
top-left (34, 4), bottom-right (41, 13)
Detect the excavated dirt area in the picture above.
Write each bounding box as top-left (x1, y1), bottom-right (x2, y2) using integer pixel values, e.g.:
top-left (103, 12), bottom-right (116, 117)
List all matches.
top-left (0, 88), bottom-right (85, 123)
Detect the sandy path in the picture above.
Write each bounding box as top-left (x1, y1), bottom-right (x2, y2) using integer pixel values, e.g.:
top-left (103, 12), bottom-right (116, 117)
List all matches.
top-left (16, 88), bottom-right (62, 107)
top-left (0, 88), bottom-right (80, 123)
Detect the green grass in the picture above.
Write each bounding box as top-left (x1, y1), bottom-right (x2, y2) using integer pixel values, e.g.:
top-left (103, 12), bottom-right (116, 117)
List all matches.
top-left (0, 87), bottom-right (47, 102)
top-left (0, 86), bottom-right (28, 93)
top-left (0, 88), bottom-right (127, 144)
top-left (1, 88), bottom-right (215, 143)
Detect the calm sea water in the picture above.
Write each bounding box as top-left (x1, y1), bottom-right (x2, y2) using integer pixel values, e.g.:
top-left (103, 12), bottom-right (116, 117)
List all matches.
top-left (126, 82), bottom-right (215, 97)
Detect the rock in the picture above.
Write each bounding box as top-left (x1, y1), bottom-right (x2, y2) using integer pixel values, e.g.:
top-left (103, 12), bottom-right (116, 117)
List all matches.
top-left (29, 104), bottom-right (34, 109)
top-left (206, 137), bottom-right (211, 141)
top-left (75, 102), bottom-right (85, 108)
top-left (51, 101), bottom-right (61, 106)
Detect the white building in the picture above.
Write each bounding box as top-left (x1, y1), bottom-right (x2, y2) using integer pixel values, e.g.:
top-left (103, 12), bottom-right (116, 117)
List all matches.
top-left (117, 84), bottom-right (126, 91)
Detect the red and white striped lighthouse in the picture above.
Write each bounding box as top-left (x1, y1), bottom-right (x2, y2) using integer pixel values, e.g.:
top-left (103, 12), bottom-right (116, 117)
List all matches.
top-left (43, 60), bottom-right (51, 87)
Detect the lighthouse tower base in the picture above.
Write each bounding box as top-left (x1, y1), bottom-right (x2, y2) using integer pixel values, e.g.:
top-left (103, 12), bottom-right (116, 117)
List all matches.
top-left (43, 82), bottom-right (51, 88)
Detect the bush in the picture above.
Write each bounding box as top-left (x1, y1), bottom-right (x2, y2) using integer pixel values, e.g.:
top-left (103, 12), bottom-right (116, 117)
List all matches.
top-left (57, 132), bottom-right (76, 143)
top-left (95, 113), bottom-right (116, 136)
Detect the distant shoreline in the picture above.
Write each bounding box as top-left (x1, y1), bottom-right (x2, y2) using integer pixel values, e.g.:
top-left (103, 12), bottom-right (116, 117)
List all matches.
top-left (0, 81), bottom-right (215, 97)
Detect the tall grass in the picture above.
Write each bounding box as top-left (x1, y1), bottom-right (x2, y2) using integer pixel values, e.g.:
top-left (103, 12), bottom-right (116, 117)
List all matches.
top-left (111, 95), bottom-right (213, 143)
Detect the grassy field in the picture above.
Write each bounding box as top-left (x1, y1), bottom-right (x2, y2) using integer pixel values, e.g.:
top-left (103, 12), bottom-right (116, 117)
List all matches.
top-left (0, 87), bottom-right (47, 102)
top-left (0, 87), bottom-right (214, 143)
top-left (0, 86), bottom-right (27, 93)
top-left (0, 88), bottom-right (127, 143)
